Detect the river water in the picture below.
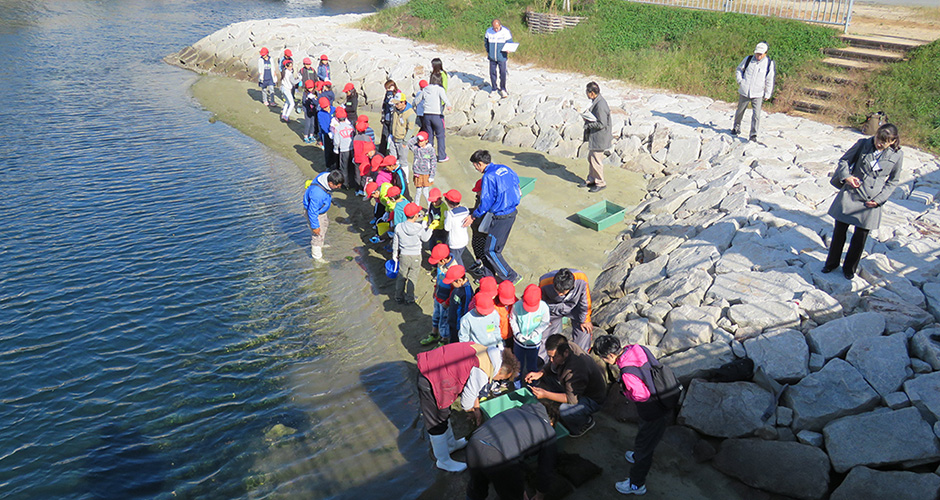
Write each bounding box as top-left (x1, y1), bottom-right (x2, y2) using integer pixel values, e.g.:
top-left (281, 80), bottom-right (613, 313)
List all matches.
top-left (0, 1), bottom-right (430, 499)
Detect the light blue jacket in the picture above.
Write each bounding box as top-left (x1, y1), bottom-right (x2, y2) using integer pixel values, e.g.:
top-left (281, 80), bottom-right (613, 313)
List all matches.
top-left (302, 172), bottom-right (333, 230)
top-left (485, 26), bottom-right (513, 62)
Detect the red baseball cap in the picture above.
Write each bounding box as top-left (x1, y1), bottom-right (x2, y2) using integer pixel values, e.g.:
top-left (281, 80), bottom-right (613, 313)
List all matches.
top-left (497, 280), bottom-right (517, 305)
top-left (429, 243), bottom-right (450, 265)
top-left (382, 155), bottom-right (398, 167)
top-left (324, 80), bottom-right (332, 86)
top-left (355, 121), bottom-right (368, 132)
top-left (303, 57), bottom-right (312, 65)
top-left (318, 97), bottom-right (330, 109)
top-left (259, 47), bottom-right (269, 56)
top-left (472, 179), bottom-right (483, 193)
top-left (479, 276), bottom-right (498, 299)
top-left (335, 108), bottom-right (347, 119)
top-left (442, 265), bottom-right (466, 285)
top-left (419, 79), bottom-right (428, 89)
top-left (370, 154), bottom-right (384, 171)
top-left (320, 54), bottom-right (329, 60)
top-left (283, 49), bottom-right (292, 57)
top-left (475, 293), bottom-right (496, 315)
top-left (404, 203), bottom-right (421, 218)
top-left (522, 284), bottom-right (542, 312)
top-left (428, 187), bottom-right (442, 202)
top-left (387, 185), bottom-right (401, 198)
top-left (343, 83), bottom-right (355, 93)
top-left (365, 182), bottom-right (379, 197)
top-left (357, 114), bottom-right (368, 122)
top-left (444, 189), bottom-right (461, 203)
top-left (416, 131), bottom-right (429, 142)
top-left (304, 79), bottom-right (315, 89)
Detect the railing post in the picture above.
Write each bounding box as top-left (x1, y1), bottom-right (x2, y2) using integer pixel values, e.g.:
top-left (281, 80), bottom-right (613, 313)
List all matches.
top-left (843, 0), bottom-right (854, 33)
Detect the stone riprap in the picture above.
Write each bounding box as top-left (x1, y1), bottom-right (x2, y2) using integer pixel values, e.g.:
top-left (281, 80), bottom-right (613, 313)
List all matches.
top-left (168, 14), bottom-right (940, 500)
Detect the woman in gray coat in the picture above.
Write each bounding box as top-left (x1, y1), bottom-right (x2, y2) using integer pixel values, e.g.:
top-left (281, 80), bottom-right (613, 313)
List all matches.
top-left (824, 124), bottom-right (902, 279)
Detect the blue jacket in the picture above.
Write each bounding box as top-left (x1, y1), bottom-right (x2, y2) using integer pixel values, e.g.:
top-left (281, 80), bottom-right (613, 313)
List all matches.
top-left (447, 284), bottom-right (474, 334)
top-left (317, 106), bottom-right (334, 136)
top-left (393, 197), bottom-right (409, 228)
top-left (473, 163), bottom-right (521, 218)
top-left (303, 172), bottom-right (333, 230)
top-left (320, 89), bottom-right (335, 106)
top-left (484, 26), bottom-right (513, 62)
top-left (317, 63), bottom-right (330, 82)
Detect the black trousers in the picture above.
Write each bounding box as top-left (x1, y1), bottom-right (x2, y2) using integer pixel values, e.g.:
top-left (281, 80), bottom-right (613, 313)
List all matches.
top-left (825, 220), bottom-right (870, 275)
top-left (481, 211), bottom-right (518, 282)
top-left (630, 400), bottom-right (671, 487)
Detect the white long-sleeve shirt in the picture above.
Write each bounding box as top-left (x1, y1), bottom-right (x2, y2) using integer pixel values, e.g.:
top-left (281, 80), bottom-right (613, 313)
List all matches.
top-left (736, 55), bottom-right (775, 99)
top-left (459, 346), bottom-right (503, 410)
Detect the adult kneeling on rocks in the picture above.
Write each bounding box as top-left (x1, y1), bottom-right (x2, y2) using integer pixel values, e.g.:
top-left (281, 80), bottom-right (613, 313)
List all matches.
top-left (416, 342), bottom-right (520, 472)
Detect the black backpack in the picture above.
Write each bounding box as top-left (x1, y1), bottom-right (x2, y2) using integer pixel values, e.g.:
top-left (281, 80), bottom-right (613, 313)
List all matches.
top-left (619, 346), bottom-right (682, 410)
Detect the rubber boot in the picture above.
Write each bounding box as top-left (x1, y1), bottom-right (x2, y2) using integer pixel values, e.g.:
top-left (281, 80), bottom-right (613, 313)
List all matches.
top-left (429, 432), bottom-right (466, 472)
top-left (311, 245), bottom-right (327, 264)
top-left (445, 423), bottom-right (467, 452)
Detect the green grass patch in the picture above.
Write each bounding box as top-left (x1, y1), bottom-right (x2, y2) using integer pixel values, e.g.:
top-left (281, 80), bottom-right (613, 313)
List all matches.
top-left (360, 0), bottom-right (840, 102)
top-left (867, 40), bottom-right (940, 152)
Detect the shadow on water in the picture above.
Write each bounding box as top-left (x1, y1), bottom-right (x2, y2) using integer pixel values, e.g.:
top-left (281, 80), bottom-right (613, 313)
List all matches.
top-left (498, 150), bottom-right (585, 184)
top-left (82, 424), bottom-right (167, 499)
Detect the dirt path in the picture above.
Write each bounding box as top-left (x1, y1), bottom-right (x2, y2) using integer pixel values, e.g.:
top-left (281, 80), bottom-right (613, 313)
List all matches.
top-left (850, 2), bottom-right (940, 41)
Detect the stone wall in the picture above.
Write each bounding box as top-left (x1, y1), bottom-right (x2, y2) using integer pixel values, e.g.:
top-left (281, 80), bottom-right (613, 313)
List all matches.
top-left (168, 14), bottom-right (940, 499)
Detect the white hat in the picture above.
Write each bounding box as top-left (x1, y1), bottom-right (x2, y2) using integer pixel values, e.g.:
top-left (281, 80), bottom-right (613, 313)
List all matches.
top-left (755, 42), bottom-right (768, 54)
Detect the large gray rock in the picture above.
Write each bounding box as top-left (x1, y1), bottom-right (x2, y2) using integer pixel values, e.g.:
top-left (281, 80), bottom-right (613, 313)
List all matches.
top-left (784, 358), bottom-right (880, 431)
top-left (664, 239), bottom-right (720, 277)
top-left (729, 302), bottom-right (800, 337)
top-left (532, 128), bottom-right (562, 153)
top-left (706, 270), bottom-right (814, 304)
top-left (911, 326), bottom-right (940, 370)
top-left (743, 329), bottom-right (809, 382)
top-left (641, 227), bottom-right (691, 261)
top-left (593, 261), bottom-right (628, 300)
top-left (645, 190), bottom-right (695, 216)
top-left (664, 135), bottom-right (700, 168)
top-left (823, 407), bottom-right (940, 473)
top-left (864, 291), bottom-right (936, 334)
top-left (713, 439), bottom-right (830, 500)
top-left (613, 318), bottom-right (650, 346)
top-left (678, 380), bottom-right (773, 438)
top-left (714, 242), bottom-right (795, 274)
top-left (660, 305), bottom-right (721, 355)
top-left (659, 340), bottom-right (735, 384)
top-left (846, 334), bottom-right (910, 397)
top-left (904, 371), bottom-right (940, 423)
top-left (592, 295), bottom-right (640, 330)
top-left (926, 282), bottom-right (940, 323)
top-left (830, 466), bottom-right (940, 500)
top-left (646, 269), bottom-right (712, 307)
top-left (502, 126), bottom-right (537, 148)
top-left (678, 185), bottom-right (726, 213)
top-left (805, 311), bottom-right (886, 360)
top-left (798, 289), bottom-right (844, 324)
top-left (623, 255), bottom-right (667, 294)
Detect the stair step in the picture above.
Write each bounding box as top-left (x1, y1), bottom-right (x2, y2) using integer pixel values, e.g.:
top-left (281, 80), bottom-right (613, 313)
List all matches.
top-left (790, 109), bottom-right (820, 120)
top-left (823, 47), bottom-right (905, 63)
top-left (809, 72), bottom-right (859, 86)
top-left (793, 97), bottom-right (835, 114)
top-left (821, 57), bottom-right (881, 71)
top-left (802, 86), bottom-right (838, 99)
top-left (840, 34), bottom-right (930, 53)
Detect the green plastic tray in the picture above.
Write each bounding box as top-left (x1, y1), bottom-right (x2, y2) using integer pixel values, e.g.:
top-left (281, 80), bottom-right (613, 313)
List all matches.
top-left (576, 200), bottom-right (625, 231)
top-left (519, 176), bottom-right (536, 198)
top-left (479, 388), bottom-right (570, 439)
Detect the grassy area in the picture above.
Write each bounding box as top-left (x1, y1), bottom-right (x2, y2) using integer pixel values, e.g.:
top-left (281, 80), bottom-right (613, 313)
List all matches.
top-left (867, 40), bottom-right (940, 153)
top-left (360, 0), bottom-right (840, 103)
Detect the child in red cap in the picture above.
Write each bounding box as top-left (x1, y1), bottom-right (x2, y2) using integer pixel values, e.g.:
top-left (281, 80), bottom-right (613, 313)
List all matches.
top-left (382, 154), bottom-right (409, 202)
top-left (353, 120), bottom-right (376, 178)
top-left (444, 266), bottom-right (474, 343)
top-left (466, 178), bottom-right (487, 278)
top-left (299, 58), bottom-right (317, 112)
top-left (511, 284), bottom-right (550, 378)
top-left (393, 203), bottom-right (432, 304)
top-left (279, 59), bottom-right (298, 122)
top-left (414, 79), bottom-right (429, 130)
top-left (459, 292), bottom-right (502, 348)
top-left (357, 115), bottom-right (376, 142)
top-left (316, 97), bottom-right (335, 166)
top-left (426, 187), bottom-right (448, 249)
top-left (342, 83), bottom-right (359, 123)
top-left (320, 80), bottom-right (335, 106)
top-left (422, 243), bottom-right (456, 346)
top-left (301, 80), bottom-right (318, 143)
top-left (330, 108), bottom-right (356, 192)
top-left (442, 189), bottom-right (470, 268)
top-left (406, 130), bottom-right (437, 206)
top-left (257, 47), bottom-right (277, 106)
top-left (496, 280), bottom-right (517, 347)
top-left (317, 54), bottom-right (331, 81)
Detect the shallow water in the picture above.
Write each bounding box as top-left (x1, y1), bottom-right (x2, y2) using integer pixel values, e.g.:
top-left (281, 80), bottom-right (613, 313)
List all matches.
top-left (0, 1), bottom-right (429, 499)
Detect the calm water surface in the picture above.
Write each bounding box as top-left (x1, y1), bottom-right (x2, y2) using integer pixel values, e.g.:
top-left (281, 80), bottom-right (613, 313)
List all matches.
top-left (0, 1), bottom-right (428, 498)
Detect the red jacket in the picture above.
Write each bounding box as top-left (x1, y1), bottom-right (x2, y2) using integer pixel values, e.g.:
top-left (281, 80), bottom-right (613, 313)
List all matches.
top-left (418, 342), bottom-right (491, 409)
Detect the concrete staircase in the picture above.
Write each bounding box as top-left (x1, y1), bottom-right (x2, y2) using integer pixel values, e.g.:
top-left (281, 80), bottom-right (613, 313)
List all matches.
top-left (793, 34), bottom-right (929, 115)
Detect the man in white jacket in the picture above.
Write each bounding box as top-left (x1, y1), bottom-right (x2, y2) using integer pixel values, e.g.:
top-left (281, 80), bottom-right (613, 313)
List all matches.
top-left (732, 42), bottom-right (775, 142)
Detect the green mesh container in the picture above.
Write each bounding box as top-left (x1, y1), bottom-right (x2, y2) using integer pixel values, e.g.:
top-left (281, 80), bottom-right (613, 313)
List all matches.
top-left (479, 388), bottom-right (569, 439)
top-left (519, 176), bottom-right (536, 198)
top-left (576, 200), bottom-right (625, 231)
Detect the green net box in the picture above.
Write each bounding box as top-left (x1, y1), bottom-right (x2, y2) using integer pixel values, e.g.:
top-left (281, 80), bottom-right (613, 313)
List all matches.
top-left (576, 200), bottom-right (625, 231)
top-left (479, 388), bottom-right (569, 439)
top-left (519, 176), bottom-right (536, 198)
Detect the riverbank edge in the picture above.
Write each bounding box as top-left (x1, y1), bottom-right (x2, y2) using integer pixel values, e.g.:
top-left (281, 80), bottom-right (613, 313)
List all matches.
top-left (168, 13), bottom-right (940, 499)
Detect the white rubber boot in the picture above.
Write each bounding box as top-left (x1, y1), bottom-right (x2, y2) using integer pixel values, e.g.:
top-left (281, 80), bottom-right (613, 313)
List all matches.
top-left (430, 432), bottom-right (467, 472)
top-left (311, 246), bottom-right (327, 264)
top-left (445, 424), bottom-right (467, 452)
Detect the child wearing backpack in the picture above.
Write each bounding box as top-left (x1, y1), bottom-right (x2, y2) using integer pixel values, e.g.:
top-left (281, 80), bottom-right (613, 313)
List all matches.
top-left (442, 189), bottom-right (469, 267)
top-left (592, 335), bottom-right (682, 496)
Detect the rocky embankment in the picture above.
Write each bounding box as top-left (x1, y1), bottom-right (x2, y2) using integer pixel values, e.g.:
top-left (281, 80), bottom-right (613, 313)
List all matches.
top-left (168, 13), bottom-right (940, 499)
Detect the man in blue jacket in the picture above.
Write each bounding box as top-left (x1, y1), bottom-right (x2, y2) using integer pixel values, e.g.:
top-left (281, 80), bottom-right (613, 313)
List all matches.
top-left (303, 170), bottom-right (344, 263)
top-left (462, 150), bottom-right (520, 283)
top-left (484, 19), bottom-right (513, 98)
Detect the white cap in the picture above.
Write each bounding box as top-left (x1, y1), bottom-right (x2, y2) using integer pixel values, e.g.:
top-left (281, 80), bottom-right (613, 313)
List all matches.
top-left (755, 42), bottom-right (768, 54)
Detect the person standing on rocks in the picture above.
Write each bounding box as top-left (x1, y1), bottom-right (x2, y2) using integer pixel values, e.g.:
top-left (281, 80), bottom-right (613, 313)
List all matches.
top-left (582, 81), bottom-right (612, 193)
top-left (732, 42), bottom-right (775, 142)
top-left (257, 47), bottom-right (278, 107)
top-left (484, 19), bottom-right (513, 98)
top-left (462, 150), bottom-right (521, 283)
top-left (538, 268), bottom-right (593, 356)
top-left (592, 335), bottom-right (681, 496)
top-left (389, 94), bottom-right (418, 177)
top-left (302, 170), bottom-right (344, 263)
top-left (415, 73), bottom-right (452, 162)
top-left (823, 123), bottom-right (903, 279)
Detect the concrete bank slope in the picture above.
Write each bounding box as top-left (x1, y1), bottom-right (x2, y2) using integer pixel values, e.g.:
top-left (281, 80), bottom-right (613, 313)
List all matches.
top-left (169, 14), bottom-right (940, 499)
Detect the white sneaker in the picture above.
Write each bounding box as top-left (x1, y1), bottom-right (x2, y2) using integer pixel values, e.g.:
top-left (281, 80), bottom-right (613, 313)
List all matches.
top-left (624, 451), bottom-right (635, 463)
top-left (615, 479), bottom-right (646, 495)
top-left (499, 90), bottom-right (508, 98)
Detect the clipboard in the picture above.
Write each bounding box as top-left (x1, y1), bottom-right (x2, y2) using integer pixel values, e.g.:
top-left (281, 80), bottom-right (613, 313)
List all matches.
top-left (502, 42), bottom-right (519, 53)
